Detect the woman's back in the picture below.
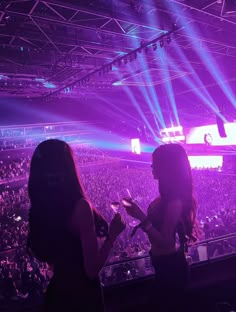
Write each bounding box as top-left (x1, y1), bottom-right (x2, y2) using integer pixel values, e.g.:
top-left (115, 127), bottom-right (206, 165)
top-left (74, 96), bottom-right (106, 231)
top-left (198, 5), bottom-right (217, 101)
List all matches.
top-left (43, 200), bottom-right (104, 312)
top-left (28, 140), bottom-right (125, 311)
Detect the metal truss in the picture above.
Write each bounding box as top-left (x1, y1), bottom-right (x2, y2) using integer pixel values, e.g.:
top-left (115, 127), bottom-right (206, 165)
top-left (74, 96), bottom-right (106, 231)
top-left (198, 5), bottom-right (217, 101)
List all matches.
top-left (1, 0), bottom-right (235, 59)
top-left (2, 0), bottom-right (164, 50)
top-left (170, 0), bottom-right (236, 26)
top-left (175, 33), bottom-right (236, 58)
top-left (0, 0), bottom-right (236, 98)
top-left (45, 25), bottom-right (182, 98)
top-left (0, 0), bottom-right (166, 96)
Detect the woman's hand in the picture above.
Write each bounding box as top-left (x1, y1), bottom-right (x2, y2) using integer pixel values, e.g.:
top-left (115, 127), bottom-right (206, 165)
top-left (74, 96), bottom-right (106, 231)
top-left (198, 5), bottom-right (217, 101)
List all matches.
top-left (109, 213), bottom-right (126, 242)
top-left (124, 200), bottom-right (146, 221)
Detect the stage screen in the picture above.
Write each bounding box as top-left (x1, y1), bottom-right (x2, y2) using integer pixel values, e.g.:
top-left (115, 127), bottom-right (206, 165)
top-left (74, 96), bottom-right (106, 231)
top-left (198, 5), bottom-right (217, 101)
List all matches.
top-left (186, 122), bottom-right (236, 146)
top-left (131, 138), bottom-right (141, 155)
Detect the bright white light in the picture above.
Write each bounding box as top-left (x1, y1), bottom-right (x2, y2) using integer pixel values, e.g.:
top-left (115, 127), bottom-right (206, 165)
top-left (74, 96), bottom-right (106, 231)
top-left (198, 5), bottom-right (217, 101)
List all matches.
top-left (188, 156), bottom-right (223, 169)
top-left (160, 125), bottom-right (185, 143)
top-left (112, 81), bottom-right (122, 86)
top-left (160, 126), bottom-right (183, 135)
top-left (162, 135), bottom-right (185, 143)
top-left (186, 122), bottom-right (236, 146)
top-left (14, 216), bottom-right (22, 222)
top-left (131, 138), bottom-right (141, 155)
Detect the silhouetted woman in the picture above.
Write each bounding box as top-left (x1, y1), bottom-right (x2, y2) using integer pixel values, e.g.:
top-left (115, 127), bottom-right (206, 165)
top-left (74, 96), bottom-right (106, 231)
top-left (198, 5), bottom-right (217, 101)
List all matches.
top-left (125, 143), bottom-right (197, 311)
top-left (27, 139), bottom-right (125, 311)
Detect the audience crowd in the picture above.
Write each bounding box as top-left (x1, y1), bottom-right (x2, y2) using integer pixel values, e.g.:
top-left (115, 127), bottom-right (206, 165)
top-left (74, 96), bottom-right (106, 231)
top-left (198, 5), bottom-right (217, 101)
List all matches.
top-left (0, 145), bottom-right (236, 303)
top-left (0, 145), bottom-right (114, 183)
top-left (0, 157), bottom-right (31, 181)
top-left (0, 253), bottom-right (52, 305)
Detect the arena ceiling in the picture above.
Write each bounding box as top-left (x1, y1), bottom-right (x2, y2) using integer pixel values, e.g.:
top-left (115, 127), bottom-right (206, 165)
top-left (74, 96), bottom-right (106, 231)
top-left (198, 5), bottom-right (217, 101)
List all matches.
top-left (0, 0), bottom-right (236, 129)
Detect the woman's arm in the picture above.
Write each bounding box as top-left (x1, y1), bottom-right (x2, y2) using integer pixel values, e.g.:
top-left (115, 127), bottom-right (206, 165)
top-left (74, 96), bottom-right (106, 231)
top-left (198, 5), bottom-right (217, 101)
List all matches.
top-left (70, 198), bottom-right (124, 280)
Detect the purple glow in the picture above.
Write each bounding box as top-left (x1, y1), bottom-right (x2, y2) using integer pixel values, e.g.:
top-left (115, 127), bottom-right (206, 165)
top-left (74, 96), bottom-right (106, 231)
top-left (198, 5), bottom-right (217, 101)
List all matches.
top-left (131, 138), bottom-right (141, 155)
top-left (186, 123), bottom-right (236, 146)
top-left (188, 156), bottom-right (223, 169)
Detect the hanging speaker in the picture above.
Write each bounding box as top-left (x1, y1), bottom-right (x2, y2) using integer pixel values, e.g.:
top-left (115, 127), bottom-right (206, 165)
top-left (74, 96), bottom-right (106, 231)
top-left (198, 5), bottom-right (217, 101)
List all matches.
top-left (216, 115), bottom-right (227, 138)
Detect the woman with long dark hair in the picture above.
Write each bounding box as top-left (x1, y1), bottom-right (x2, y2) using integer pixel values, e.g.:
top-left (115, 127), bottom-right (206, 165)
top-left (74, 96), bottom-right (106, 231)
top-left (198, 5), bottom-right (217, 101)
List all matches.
top-left (124, 143), bottom-right (198, 311)
top-left (27, 139), bottom-right (125, 311)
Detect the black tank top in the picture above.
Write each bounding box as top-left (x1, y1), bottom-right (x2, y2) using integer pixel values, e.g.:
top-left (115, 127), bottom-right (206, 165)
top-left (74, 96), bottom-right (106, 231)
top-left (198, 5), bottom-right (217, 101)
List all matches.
top-left (148, 198), bottom-right (187, 252)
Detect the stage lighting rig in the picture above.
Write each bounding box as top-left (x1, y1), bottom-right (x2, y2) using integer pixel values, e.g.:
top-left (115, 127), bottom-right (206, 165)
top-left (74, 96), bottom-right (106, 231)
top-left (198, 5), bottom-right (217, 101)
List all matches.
top-left (45, 23), bottom-right (181, 99)
top-left (152, 43), bottom-right (157, 51)
top-left (166, 36), bottom-right (171, 44)
top-left (160, 40), bottom-right (164, 48)
top-left (159, 126), bottom-right (185, 143)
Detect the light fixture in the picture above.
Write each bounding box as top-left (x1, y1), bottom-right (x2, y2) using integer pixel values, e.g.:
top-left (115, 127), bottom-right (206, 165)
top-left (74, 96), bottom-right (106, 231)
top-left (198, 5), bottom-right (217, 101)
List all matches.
top-left (152, 43), bottom-right (157, 51)
top-left (166, 36), bottom-right (171, 44)
top-left (45, 25), bottom-right (179, 98)
top-left (160, 40), bottom-right (164, 48)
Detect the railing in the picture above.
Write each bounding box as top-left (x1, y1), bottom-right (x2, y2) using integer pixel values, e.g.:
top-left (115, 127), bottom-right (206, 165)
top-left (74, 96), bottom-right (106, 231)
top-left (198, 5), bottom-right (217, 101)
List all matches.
top-left (1, 233), bottom-right (236, 287)
top-left (190, 232), bottom-right (236, 262)
top-left (100, 232), bottom-right (236, 286)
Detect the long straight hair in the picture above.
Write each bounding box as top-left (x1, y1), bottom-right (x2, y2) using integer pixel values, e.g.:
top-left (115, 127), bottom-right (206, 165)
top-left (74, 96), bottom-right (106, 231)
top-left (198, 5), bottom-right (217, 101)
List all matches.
top-left (28, 139), bottom-right (107, 262)
top-left (152, 144), bottom-right (198, 244)
top-left (28, 139), bottom-right (86, 262)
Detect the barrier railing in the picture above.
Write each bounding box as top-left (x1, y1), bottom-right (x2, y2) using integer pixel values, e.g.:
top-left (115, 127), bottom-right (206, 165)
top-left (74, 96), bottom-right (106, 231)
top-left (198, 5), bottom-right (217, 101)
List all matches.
top-left (1, 233), bottom-right (236, 287)
top-left (100, 232), bottom-right (236, 286)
